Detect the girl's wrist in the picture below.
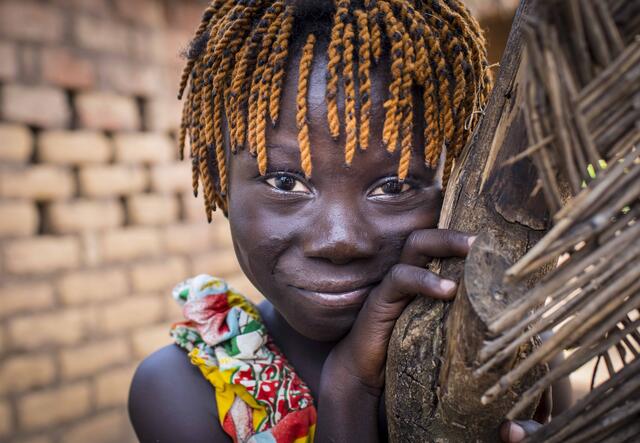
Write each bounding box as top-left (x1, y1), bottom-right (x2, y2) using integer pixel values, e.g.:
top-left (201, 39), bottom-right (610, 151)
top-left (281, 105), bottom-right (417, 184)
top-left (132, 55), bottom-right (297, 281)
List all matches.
top-left (316, 356), bottom-right (381, 443)
top-left (319, 350), bottom-right (383, 400)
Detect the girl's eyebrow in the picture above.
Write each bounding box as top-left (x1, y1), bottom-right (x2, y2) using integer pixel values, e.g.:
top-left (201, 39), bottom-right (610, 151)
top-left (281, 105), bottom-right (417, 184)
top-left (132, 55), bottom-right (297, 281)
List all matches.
top-left (264, 144), bottom-right (306, 168)
top-left (265, 143), bottom-right (306, 164)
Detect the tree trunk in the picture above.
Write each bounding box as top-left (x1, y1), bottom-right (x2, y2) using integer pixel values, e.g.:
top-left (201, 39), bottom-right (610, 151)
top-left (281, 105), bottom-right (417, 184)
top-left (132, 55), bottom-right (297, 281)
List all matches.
top-left (385, 1), bottom-right (556, 441)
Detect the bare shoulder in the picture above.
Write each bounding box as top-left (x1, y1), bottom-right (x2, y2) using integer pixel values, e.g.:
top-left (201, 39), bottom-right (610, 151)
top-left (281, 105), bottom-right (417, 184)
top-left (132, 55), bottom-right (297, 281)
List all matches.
top-left (128, 344), bottom-right (230, 443)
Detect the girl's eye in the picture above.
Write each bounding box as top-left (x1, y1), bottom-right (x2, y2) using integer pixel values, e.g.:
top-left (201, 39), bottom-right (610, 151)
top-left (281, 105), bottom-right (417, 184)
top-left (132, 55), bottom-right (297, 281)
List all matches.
top-left (265, 174), bottom-right (310, 193)
top-left (370, 179), bottom-right (412, 196)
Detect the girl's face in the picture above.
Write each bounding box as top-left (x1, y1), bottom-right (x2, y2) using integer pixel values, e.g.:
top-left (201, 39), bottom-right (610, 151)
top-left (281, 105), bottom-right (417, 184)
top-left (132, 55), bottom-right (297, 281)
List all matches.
top-left (227, 38), bottom-right (443, 342)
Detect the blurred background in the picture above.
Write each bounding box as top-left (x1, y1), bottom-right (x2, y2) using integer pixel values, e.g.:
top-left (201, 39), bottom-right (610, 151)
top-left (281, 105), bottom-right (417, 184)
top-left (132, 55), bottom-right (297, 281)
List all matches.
top-left (0, 1), bottom-right (526, 442)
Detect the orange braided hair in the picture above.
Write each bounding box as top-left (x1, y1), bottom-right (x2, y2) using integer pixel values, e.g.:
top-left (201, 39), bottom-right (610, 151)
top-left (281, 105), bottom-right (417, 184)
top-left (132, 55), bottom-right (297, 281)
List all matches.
top-left (179, 0), bottom-right (492, 218)
top-left (296, 33), bottom-right (316, 177)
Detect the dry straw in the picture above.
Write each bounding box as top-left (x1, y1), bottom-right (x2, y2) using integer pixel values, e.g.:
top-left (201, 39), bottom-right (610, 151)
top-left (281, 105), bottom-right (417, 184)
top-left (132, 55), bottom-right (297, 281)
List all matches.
top-left (478, 1), bottom-right (640, 441)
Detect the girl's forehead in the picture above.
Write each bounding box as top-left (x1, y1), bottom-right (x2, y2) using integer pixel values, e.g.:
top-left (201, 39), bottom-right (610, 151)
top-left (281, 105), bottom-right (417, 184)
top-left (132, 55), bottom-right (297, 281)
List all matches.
top-left (282, 37), bottom-right (392, 129)
top-left (266, 38), bottom-right (424, 176)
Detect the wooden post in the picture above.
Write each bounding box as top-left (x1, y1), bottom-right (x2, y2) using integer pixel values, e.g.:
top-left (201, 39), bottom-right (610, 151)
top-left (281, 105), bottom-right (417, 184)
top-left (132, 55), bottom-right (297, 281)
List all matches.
top-left (385, 1), bottom-right (556, 440)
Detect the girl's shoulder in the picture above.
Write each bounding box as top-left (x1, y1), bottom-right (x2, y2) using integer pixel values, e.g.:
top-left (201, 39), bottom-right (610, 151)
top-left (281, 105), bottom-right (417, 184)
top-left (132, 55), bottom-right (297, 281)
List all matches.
top-left (129, 275), bottom-right (257, 442)
top-left (128, 343), bottom-right (230, 442)
top-left (129, 274), bottom-right (318, 442)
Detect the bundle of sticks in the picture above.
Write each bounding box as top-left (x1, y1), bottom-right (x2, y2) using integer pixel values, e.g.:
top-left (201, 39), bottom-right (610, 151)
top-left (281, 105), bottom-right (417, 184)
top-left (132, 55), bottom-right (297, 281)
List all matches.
top-left (476, 0), bottom-right (640, 441)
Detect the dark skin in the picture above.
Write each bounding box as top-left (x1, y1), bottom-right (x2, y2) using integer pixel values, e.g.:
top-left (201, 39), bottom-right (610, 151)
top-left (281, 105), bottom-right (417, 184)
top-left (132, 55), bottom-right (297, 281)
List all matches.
top-left (129, 31), bottom-right (565, 442)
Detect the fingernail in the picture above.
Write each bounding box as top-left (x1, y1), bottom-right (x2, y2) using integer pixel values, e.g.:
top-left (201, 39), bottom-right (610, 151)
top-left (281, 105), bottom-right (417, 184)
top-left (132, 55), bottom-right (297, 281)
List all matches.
top-left (509, 423), bottom-right (526, 442)
top-left (468, 235), bottom-right (478, 247)
top-left (439, 279), bottom-right (457, 293)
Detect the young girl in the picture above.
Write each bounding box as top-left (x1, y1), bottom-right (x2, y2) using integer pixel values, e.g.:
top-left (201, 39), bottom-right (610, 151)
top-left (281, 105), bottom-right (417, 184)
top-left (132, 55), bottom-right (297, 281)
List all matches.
top-left (128, 1), bottom-right (554, 441)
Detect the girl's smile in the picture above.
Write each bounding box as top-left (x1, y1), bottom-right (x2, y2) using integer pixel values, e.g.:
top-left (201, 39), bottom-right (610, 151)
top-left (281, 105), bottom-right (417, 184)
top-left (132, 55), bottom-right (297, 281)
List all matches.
top-left (287, 284), bottom-right (376, 308)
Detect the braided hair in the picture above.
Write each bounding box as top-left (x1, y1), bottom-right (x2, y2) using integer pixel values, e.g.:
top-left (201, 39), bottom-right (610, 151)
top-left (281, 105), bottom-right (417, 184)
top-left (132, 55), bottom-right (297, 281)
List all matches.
top-left (178, 0), bottom-right (492, 220)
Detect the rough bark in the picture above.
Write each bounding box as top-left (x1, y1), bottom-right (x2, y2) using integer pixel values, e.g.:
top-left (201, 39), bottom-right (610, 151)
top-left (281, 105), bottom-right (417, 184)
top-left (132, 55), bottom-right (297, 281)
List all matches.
top-left (385, 1), bottom-right (553, 441)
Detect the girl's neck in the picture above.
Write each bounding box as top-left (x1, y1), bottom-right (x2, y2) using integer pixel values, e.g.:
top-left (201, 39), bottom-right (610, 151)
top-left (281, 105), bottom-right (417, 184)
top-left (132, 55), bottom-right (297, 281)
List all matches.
top-left (258, 300), bottom-right (335, 396)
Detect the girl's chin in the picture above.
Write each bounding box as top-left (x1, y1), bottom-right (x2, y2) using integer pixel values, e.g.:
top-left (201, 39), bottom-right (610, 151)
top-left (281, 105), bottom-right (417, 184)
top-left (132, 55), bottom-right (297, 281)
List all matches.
top-left (288, 312), bottom-right (356, 342)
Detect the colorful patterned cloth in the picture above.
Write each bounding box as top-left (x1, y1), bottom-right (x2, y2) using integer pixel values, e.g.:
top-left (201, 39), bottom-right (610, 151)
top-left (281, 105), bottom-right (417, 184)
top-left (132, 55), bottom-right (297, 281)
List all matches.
top-left (170, 274), bottom-right (317, 443)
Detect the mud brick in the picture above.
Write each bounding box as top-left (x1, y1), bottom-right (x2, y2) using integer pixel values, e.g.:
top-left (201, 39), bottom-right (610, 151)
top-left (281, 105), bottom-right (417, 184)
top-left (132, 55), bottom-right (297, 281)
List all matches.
top-left (17, 382), bottom-right (90, 430)
top-left (42, 47), bottom-right (96, 90)
top-left (1, 84), bottom-right (70, 128)
top-left (0, 165), bottom-right (75, 200)
top-left (3, 236), bottom-right (81, 275)
top-left (45, 199), bottom-right (124, 233)
top-left (0, 201), bottom-right (38, 237)
top-left (0, 124), bottom-right (32, 163)
top-left (0, 1), bottom-right (64, 43)
top-left (57, 268), bottom-right (128, 305)
top-left (75, 92), bottom-right (140, 131)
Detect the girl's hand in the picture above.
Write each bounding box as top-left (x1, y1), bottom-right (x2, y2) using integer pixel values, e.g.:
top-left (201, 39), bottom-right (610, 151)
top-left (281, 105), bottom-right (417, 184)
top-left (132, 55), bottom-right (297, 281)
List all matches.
top-left (325, 229), bottom-right (474, 392)
top-left (315, 229), bottom-right (473, 441)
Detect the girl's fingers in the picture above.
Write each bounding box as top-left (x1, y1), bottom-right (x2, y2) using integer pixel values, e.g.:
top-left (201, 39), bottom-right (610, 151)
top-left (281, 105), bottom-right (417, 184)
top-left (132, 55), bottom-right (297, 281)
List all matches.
top-left (399, 229), bottom-right (475, 268)
top-left (500, 420), bottom-right (543, 443)
top-left (353, 264), bottom-right (456, 333)
top-left (381, 263), bottom-right (457, 302)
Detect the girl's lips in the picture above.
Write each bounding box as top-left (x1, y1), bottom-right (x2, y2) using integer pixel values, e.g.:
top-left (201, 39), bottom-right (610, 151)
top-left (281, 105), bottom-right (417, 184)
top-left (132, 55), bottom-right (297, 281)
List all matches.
top-left (289, 284), bottom-right (376, 308)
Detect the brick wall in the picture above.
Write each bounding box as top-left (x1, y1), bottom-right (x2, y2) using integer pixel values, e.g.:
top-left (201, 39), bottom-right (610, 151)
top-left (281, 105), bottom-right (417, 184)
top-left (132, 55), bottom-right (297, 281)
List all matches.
top-left (0, 1), bottom-right (515, 442)
top-left (0, 1), bottom-right (259, 442)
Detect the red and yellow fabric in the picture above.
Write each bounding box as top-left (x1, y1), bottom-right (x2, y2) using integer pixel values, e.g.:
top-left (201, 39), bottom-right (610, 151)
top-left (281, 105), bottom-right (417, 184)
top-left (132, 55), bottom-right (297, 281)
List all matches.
top-left (170, 274), bottom-right (316, 443)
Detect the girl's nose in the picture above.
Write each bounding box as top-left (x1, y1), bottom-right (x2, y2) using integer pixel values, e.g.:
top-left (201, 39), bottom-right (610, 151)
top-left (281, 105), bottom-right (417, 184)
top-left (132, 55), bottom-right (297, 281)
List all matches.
top-left (302, 203), bottom-right (378, 265)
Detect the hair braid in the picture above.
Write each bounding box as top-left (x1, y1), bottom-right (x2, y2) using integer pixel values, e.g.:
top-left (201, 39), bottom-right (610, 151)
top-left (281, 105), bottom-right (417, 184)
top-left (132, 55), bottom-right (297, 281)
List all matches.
top-left (194, 60), bottom-right (217, 220)
top-left (419, 6), bottom-right (455, 159)
top-left (213, 93), bottom-right (228, 195)
top-left (443, 0), bottom-right (489, 81)
top-left (179, 90), bottom-right (190, 161)
top-left (343, 22), bottom-right (358, 165)
top-left (254, 9), bottom-right (287, 172)
top-left (441, 28), bottom-right (466, 152)
top-left (326, 0), bottom-right (349, 139)
top-left (178, 2), bottom-right (220, 100)
top-left (434, 3), bottom-right (478, 157)
top-left (397, 31), bottom-right (415, 180)
top-left (200, 32), bottom-right (218, 202)
top-left (355, 10), bottom-right (372, 151)
top-left (247, 3), bottom-right (285, 154)
top-left (216, 2), bottom-right (261, 140)
top-left (188, 73), bottom-right (203, 197)
top-left (232, 3), bottom-right (284, 151)
top-left (402, 8), bottom-right (442, 166)
top-left (185, 91), bottom-right (200, 198)
top-left (442, 0), bottom-right (491, 104)
top-left (365, 0), bottom-right (382, 63)
top-left (297, 33), bottom-right (316, 177)
top-left (378, 1), bottom-right (404, 153)
top-left (269, 9), bottom-right (295, 125)
top-left (439, 3), bottom-right (481, 89)
top-left (450, 44), bottom-right (478, 154)
top-left (391, 1), bottom-right (426, 83)
top-left (442, 146), bottom-right (455, 188)
top-left (229, 40), bottom-right (253, 151)
top-left (435, 26), bottom-right (456, 147)
top-left (422, 74), bottom-right (441, 167)
top-left (451, 44), bottom-right (469, 156)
